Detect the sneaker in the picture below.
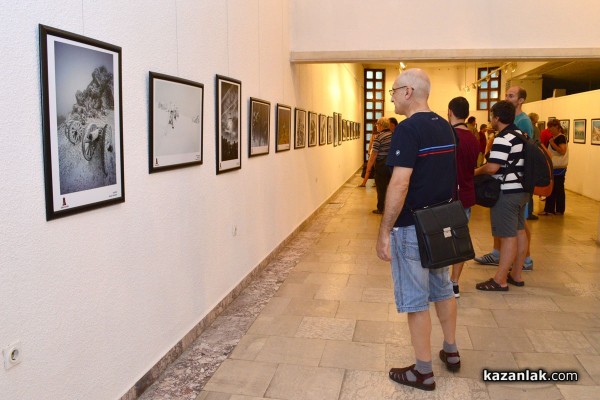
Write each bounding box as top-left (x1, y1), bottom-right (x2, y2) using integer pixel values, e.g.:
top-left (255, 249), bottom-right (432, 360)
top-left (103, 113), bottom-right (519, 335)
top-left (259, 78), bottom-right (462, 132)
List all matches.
top-left (522, 259), bottom-right (533, 271)
top-left (474, 252), bottom-right (499, 265)
top-left (527, 214), bottom-right (539, 220)
top-left (453, 285), bottom-right (460, 298)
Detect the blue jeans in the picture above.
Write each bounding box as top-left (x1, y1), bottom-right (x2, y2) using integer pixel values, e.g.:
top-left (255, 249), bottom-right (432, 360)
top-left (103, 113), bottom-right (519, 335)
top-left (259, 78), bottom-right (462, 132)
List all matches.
top-left (390, 225), bottom-right (454, 313)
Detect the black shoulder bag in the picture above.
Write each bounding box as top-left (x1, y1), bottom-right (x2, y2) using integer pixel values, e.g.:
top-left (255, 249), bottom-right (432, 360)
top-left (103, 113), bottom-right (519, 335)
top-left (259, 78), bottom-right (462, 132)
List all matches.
top-left (411, 125), bottom-right (475, 269)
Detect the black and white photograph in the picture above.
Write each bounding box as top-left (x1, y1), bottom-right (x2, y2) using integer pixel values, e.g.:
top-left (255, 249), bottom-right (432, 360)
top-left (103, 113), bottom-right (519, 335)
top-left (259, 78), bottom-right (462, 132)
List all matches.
top-left (342, 119), bottom-right (347, 141)
top-left (216, 75), bottom-right (242, 174)
top-left (295, 108), bottom-right (306, 149)
top-left (149, 72), bottom-right (203, 173)
top-left (249, 98), bottom-right (270, 157)
top-left (327, 116), bottom-right (333, 144)
top-left (39, 24), bottom-right (124, 220)
top-left (559, 119), bottom-right (570, 142)
top-left (308, 111), bottom-right (318, 147)
top-left (333, 112), bottom-right (338, 147)
top-left (573, 119), bottom-right (586, 144)
top-left (276, 104), bottom-right (291, 152)
top-left (319, 114), bottom-right (326, 146)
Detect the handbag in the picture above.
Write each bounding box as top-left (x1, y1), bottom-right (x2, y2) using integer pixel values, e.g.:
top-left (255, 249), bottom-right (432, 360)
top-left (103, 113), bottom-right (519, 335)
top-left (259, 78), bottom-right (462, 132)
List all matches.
top-left (412, 199), bottom-right (475, 269)
top-left (549, 134), bottom-right (568, 168)
top-left (411, 125), bottom-right (475, 269)
top-left (473, 174), bottom-right (500, 207)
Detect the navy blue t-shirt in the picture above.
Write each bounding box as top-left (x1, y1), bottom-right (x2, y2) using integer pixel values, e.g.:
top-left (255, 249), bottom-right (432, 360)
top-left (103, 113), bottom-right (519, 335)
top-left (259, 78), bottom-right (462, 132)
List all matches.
top-left (386, 112), bottom-right (456, 227)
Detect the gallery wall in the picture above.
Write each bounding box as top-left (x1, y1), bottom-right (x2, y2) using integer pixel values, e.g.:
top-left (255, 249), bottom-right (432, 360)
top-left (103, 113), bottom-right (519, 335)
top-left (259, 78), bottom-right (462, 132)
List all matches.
top-left (0, 1), bottom-right (363, 399)
top-left (291, 0), bottom-right (600, 54)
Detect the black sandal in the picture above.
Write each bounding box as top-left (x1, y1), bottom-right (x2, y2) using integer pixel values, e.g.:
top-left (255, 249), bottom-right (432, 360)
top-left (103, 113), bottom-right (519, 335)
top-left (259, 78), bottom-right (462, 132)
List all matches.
top-left (389, 364), bottom-right (435, 391)
top-left (439, 349), bottom-right (461, 372)
top-left (476, 278), bottom-right (508, 292)
top-left (507, 274), bottom-right (525, 287)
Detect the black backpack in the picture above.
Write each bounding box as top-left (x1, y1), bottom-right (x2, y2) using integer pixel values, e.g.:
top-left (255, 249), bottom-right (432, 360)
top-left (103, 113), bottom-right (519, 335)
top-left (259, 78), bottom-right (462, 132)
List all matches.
top-left (507, 131), bottom-right (553, 196)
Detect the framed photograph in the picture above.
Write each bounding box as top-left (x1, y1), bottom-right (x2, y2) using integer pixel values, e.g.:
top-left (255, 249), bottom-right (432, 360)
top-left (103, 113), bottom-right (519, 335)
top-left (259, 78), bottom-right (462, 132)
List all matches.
top-left (327, 116), bottom-right (333, 144)
top-left (537, 121), bottom-right (545, 132)
top-left (248, 97), bottom-right (270, 157)
top-left (337, 113), bottom-right (342, 146)
top-left (275, 103), bottom-right (291, 152)
top-left (319, 114), bottom-right (327, 146)
top-left (149, 72), bottom-right (203, 173)
top-left (308, 111), bottom-right (318, 147)
top-left (591, 119), bottom-right (600, 145)
top-left (559, 119), bottom-right (570, 142)
top-left (573, 119), bottom-right (586, 144)
top-left (215, 75), bottom-right (242, 174)
top-left (333, 112), bottom-right (338, 147)
top-left (294, 108), bottom-right (306, 149)
top-left (342, 119), bottom-right (347, 141)
top-left (39, 24), bottom-right (124, 220)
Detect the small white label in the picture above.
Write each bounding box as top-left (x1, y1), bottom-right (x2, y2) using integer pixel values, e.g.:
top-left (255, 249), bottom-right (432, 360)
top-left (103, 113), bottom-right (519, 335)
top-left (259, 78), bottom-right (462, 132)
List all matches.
top-left (443, 227), bottom-right (452, 238)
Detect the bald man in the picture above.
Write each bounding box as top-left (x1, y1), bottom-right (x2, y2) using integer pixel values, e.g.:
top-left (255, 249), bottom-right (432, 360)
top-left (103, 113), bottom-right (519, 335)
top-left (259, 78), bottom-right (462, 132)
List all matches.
top-left (376, 69), bottom-right (460, 391)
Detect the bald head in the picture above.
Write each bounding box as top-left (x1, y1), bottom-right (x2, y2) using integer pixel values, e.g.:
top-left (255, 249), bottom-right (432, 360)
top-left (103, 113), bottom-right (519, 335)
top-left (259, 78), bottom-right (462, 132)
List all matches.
top-left (396, 68), bottom-right (431, 100)
top-left (391, 68), bottom-right (431, 117)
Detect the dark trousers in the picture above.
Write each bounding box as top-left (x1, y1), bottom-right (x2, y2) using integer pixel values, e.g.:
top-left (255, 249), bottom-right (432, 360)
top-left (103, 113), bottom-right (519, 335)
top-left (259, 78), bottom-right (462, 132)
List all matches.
top-left (545, 175), bottom-right (566, 214)
top-left (374, 159), bottom-right (391, 212)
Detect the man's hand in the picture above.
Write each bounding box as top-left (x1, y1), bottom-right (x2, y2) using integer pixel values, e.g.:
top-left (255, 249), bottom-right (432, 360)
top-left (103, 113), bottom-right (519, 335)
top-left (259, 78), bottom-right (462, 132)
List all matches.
top-left (376, 231), bottom-right (391, 261)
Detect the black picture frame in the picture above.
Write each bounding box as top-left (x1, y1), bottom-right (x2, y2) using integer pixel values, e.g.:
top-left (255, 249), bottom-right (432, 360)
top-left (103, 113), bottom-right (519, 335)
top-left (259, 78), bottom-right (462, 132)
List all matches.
top-left (559, 119), bottom-right (570, 142)
top-left (342, 119), bottom-right (347, 141)
top-left (276, 103), bottom-right (291, 152)
top-left (337, 113), bottom-right (343, 146)
top-left (294, 108), bottom-right (306, 149)
top-left (573, 119), bottom-right (586, 144)
top-left (333, 113), bottom-right (338, 147)
top-left (327, 116), bottom-right (333, 144)
top-left (319, 114), bottom-right (327, 146)
top-left (215, 75), bottom-right (242, 174)
top-left (308, 111), bottom-right (318, 147)
top-left (591, 119), bottom-right (600, 145)
top-left (149, 72), bottom-right (203, 173)
top-left (248, 97), bottom-right (270, 157)
top-left (39, 24), bottom-right (124, 221)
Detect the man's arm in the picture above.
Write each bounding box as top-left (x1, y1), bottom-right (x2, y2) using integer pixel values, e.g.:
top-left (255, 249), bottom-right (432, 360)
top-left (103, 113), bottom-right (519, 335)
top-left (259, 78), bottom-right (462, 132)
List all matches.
top-left (376, 166), bottom-right (412, 261)
top-left (475, 162), bottom-right (500, 176)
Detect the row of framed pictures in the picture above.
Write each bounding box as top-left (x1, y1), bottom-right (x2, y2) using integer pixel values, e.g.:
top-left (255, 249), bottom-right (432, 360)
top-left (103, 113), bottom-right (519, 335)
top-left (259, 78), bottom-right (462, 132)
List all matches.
top-left (538, 118), bottom-right (600, 145)
top-left (39, 24), bottom-right (361, 220)
top-left (150, 77), bottom-right (361, 174)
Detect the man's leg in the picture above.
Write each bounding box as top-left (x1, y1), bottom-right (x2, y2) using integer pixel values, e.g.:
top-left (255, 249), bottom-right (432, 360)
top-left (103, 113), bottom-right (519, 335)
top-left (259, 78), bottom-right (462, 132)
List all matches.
top-left (494, 236), bottom-right (517, 286)
top-left (509, 229), bottom-right (528, 282)
top-left (407, 310), bottom-right (432, 361)
top-left (434, 297), bottom-right (457, 345)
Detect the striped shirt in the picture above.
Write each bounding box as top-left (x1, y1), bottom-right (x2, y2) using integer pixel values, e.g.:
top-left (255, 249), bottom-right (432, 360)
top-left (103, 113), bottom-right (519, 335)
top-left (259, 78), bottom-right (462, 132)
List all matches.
top-left (372, 129), bottom-right (392, 160)
top-left (488, 125), bottom-right (526, 193)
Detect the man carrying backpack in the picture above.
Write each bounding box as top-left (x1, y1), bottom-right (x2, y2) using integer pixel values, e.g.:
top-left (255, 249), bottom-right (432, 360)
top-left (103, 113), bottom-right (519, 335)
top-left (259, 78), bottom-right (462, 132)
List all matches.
top-left (474, 101), bottom-right (529, 291)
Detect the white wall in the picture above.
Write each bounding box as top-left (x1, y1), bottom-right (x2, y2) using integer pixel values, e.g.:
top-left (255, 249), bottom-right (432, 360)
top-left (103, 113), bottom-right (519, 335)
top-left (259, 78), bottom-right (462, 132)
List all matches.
top-left (291, 0), bottom-right (600, 53)
top-left (0, 1), bottom-right (363, 399)
top-left (527, 90), bottom-right (600, 201)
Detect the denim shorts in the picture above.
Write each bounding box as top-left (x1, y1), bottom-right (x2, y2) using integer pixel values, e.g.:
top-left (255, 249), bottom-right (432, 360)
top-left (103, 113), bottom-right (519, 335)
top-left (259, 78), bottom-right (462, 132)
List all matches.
top-left (389, 225), bottom-right (454, 313)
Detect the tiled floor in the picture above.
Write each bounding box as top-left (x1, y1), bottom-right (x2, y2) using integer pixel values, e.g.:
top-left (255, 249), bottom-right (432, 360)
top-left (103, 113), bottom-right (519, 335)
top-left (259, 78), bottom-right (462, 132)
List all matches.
top-left (141, 175), bottom-right (600, 400)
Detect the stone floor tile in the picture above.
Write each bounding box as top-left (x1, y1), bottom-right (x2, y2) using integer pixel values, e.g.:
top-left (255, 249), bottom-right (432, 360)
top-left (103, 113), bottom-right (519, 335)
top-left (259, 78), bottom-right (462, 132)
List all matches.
top-left (525, 329), bottom-right (598, 355)
top-left (557, 384), bottom-right (600, 400)
top-left (320, 340), bottom-right (386, 371)
top-left (202, 359), bottom-right (277, 397)
top-left (335, 300), bottom-right (389, 321)
top-left (295, 316), bottom-right (356, 341)
top-left (514, 352), bottom-right (593, 384)
top-left (283, 298), bottom-right (339, 317)
top-left (304, 272), bottom-right (349, 287)
top-left (246, 315), bottom-right (303, 337)
top-left (487, 384), bottom-right (564, 400)
top-left (264, 364), bottom-right (344, 400)
top-left (576, 355), bottom-right (600, 384)
top-left (468, 326), bottom-right (535, 352)
top-left (314, 285), bottom-right (364, 301)
top-left (254, 336), bottom-right (326, 366)
top-left (491, 309), bottom-right (553, 330)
